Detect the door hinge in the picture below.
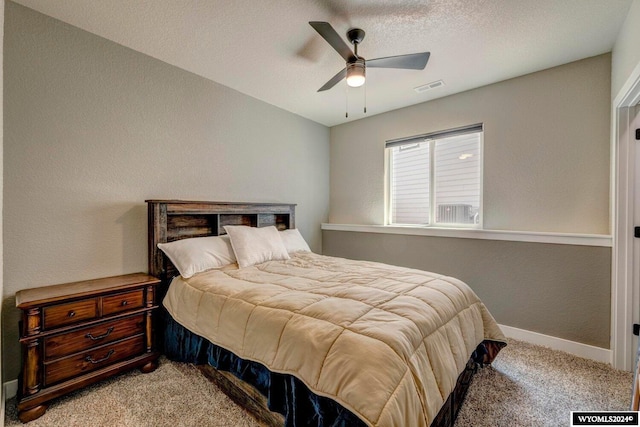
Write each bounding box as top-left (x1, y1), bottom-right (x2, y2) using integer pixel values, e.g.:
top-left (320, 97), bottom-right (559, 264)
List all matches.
top-left (636, 128), bottom-right (640, 140)
top-left (635, 227), bottom-right (640, 238)
top-left (634, 324), bottom-right (640, 336)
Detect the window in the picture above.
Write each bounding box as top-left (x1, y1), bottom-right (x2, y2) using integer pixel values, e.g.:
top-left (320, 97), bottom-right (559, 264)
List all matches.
top-left (386, 124), bottom-right (483, 227)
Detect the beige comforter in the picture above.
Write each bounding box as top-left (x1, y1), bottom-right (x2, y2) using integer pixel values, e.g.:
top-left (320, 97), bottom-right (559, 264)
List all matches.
top-left (163, 252), bottom-right (505, 426)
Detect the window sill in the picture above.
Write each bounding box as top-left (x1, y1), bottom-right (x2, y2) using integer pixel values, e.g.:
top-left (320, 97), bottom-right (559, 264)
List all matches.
top-left (321, 223), bottom-right (612, 247)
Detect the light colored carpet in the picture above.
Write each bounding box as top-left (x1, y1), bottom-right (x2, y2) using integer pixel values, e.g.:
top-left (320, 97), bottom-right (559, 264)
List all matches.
top-left (5, 339), bottom-right (633, 426)
top-left (5, 360), bottom-right (260, 427)
top-left (455, 340), bottom-right (632, 426)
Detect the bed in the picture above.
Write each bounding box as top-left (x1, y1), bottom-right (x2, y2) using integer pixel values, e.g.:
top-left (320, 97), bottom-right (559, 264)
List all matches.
top-left (147, 200), bottom-right (506, 427)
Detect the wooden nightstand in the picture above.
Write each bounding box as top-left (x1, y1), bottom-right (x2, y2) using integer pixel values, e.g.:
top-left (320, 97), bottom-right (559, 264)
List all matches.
top-left (15, 273), bottom-right (160, 423)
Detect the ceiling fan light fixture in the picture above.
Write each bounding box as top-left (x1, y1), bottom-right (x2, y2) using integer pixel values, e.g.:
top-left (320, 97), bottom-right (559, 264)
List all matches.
top-left (346, 60), bottom-right (366, 88)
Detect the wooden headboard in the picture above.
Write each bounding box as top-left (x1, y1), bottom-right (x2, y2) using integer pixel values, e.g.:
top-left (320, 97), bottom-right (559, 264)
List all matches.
top-left (146, 200), bottom-right (296, 284)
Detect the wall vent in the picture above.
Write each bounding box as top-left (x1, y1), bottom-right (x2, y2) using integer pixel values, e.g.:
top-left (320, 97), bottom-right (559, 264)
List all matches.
top-left (414, 80), bottom-right (445, 93)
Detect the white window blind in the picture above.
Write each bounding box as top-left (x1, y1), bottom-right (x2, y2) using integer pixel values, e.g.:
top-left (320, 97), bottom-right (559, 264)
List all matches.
top-left (390, 142), bottom-right (430, 224)
top-left (387, 124), bottom-right (482, 226)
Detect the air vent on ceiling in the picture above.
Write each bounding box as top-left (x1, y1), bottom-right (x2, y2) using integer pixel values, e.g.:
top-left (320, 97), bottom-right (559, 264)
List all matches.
top-left (414, 80), bottom-right (445, 93)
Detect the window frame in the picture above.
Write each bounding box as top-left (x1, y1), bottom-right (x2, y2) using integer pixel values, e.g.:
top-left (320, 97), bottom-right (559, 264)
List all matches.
top-left (385, 124), bottom-right (484, 228)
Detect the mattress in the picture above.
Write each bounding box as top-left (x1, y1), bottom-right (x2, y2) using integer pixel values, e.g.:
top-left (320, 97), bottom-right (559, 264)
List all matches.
top-left (163, 252), bottom-right (506, 427)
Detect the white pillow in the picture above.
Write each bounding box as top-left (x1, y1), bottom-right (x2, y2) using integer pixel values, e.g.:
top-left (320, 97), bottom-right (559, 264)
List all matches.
top-left (224, 225), bottom-right (290, 268)
top-left (157, 235), bottom-right (236, 278)
top-left (280, 229), bottom-right (311, 253)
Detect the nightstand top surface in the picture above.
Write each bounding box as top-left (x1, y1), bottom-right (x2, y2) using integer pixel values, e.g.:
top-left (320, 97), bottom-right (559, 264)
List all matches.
top-left (16, 273), bottom-right (160, 308)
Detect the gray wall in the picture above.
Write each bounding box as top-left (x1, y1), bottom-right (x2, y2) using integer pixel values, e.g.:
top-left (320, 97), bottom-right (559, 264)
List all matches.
top-left (326, 55), bottom-right (612, 347)
top-left (3, 3), bottom-right (329, 381)
top-left (323, 231), bottom-right (611, 348)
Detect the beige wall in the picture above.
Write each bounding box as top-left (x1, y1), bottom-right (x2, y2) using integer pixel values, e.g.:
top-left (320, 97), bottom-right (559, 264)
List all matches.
top-left (612, 0), bottom-right (640, 99)
top-left (326, 55), bottom-right (613, 348)
top-left (330, 54), bottom-right (611, 234)
top-left (2, 3), bottom-right (329, 381)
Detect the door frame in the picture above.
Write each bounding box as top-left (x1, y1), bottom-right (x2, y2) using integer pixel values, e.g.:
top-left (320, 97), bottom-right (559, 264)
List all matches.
top-left (612, 61), bottom-right (640, 371)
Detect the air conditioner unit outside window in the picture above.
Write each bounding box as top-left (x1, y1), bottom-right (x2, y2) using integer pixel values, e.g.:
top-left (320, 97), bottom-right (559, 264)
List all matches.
top-left (436, 204), bottom-right (474, 224)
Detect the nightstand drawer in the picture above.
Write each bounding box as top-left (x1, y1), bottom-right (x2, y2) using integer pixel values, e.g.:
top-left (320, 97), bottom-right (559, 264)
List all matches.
top-left (43, 298), bottom-right (98, 330)
top-left (102, 290), bottom-right (144, 316)
top-left (44, 334), bottom-right (145, 386)
top-left (44, 314), bottom-right (145, 360)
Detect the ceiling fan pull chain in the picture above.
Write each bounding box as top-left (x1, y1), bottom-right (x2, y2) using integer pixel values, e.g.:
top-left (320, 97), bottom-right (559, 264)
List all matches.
top-left (364, 81), bottom-right (367, 114)
top-left (345, 84), bottom-right (349, 118)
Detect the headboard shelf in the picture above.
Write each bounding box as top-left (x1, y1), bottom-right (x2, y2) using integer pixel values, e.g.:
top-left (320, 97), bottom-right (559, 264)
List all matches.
top-left (219, 214), bottom-right (257, 231)
top-left (147, 200), bottom-right (296, 282)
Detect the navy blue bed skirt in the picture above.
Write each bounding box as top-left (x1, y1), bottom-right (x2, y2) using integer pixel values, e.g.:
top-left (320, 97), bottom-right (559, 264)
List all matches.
top-left (164, 315), bottom-right (367, 427)
top-left (164, 314), bottom-right (497, 427)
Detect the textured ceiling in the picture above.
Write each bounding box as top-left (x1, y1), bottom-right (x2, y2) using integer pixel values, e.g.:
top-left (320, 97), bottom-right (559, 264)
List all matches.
top-left (12, 0), bottom-right (633, 127)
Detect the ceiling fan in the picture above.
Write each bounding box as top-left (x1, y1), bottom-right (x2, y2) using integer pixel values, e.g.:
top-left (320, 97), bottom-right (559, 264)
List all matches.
top-left (310, 21), bottom-right (431, 92)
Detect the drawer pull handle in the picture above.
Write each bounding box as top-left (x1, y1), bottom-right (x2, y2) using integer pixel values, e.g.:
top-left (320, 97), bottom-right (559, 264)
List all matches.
top-left (121, 300), bottom-right (128, 306)
top-left (85, 327), bottom-right (114, 341)
top-left (85, 349), bottom-right (115, 364)
top-left (68, 311), bottom-right (76, 318)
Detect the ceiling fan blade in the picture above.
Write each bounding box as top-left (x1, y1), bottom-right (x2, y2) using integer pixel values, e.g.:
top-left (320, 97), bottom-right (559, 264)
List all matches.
top-left (318, 68), bottom-right (347, 92)
top-left (367, 52), bottom-right (430, 70)
top-left (309, 21), bottom-right (355, 62)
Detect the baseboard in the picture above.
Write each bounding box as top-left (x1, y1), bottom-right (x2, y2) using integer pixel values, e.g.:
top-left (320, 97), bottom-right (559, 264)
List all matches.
top-left (4, 379), bottom-right (17, 400)
top-left (499, 324), bottom-right (612, 364)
